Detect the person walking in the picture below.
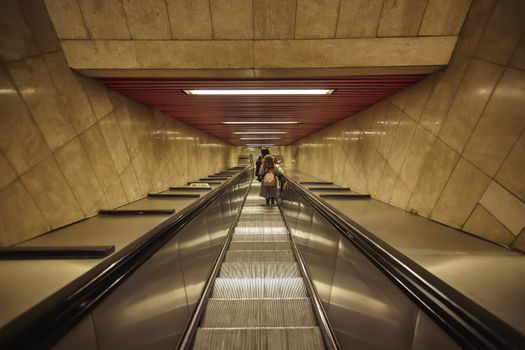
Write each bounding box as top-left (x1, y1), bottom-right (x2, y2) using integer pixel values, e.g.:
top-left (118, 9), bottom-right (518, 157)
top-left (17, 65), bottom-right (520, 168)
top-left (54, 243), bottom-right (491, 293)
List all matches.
top-left (259, 155), bottom-right (282, 205)
top-left (255, 147), bottom-right (271, 182)
top-left (255, 155), bottom-right (263, 181)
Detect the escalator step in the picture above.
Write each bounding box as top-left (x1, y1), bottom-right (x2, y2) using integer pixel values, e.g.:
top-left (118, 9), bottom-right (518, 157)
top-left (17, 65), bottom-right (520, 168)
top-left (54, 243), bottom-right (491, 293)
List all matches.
top-left (237, 218), bottom-right (284, 222)
top-left (201, 299), bottom-right (317, 327)
top-left (234, 226), bottom-right (288, 235)
top-left (229, 241), bottom-right (291, 250)
top-left (212, 277), bottom-right (307, 298)
top-left (232, 233), bottom-right (289, 242)
top-left (225, 250), bottom-right (295, 262)
top-left (193, 327), bottom-right (324, 350)
top-left (219, 262), bottom-right (301, 278)
top-left (240, 207), bottom-right (281, 215)
top-left (236, 223), bottom-right (286, 230)
top-left (236, 220), bottom-right (285, 225)
top-left (239, 212), bottom-right (282, 217)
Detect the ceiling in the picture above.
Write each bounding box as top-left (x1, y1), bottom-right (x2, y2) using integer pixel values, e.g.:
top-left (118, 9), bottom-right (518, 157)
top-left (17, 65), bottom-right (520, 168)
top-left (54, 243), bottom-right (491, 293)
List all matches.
top-left (46, 0), bottom-right (466, 146)
top-left (45, 0), bottom-right (470, 40)
top-left (101, 75), bottom-right (426, 146)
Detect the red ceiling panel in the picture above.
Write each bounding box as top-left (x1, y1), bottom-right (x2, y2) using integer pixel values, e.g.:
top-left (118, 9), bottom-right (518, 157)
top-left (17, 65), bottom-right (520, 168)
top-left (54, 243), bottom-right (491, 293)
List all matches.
top-left (101, 76), bottom-right (426, 146)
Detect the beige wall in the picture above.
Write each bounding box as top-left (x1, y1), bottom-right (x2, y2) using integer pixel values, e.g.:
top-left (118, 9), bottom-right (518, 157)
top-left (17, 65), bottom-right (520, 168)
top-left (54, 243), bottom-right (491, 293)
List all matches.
top-left (292, 0), bottom-right (525, 251)
top-left (0, 0), bottom-right (239, 247)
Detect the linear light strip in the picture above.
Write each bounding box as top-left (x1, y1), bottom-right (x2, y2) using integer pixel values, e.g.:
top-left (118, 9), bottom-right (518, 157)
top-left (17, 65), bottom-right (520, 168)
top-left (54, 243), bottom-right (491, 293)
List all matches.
top-left (184, 89), bottom-right (334, 95)
top-left (245, 144), bottom-right (275, 147)
top-left (240, 137), bottom-right (281, 140)
top-left (222, 121), bottom-right (299, 124)
top-left (233, 131), bottom-right (288, 135)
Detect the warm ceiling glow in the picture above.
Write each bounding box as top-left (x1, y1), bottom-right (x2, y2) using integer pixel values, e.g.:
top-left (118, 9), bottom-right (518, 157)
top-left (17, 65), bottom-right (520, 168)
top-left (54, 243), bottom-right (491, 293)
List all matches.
top-left (184, 89), bottom-right (335, 95)
top-left (233, 131), bottom-right (288, 135)
top-left (240, 137), bottom-right (281, 140)
top-left (222, 121), bottom-right (299, 124)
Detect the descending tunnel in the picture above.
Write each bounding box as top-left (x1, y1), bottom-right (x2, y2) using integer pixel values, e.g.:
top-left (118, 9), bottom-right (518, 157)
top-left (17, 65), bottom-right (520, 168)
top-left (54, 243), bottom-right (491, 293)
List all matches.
top-left (0, 0), bottom-right (524, 349)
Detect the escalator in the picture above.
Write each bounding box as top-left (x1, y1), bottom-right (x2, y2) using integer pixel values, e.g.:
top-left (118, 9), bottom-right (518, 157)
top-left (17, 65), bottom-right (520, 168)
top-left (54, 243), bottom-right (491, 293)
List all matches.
top-left (2, 165), bottom-right (524, 349)
top-left (192, 181), bottom-right (325, 349)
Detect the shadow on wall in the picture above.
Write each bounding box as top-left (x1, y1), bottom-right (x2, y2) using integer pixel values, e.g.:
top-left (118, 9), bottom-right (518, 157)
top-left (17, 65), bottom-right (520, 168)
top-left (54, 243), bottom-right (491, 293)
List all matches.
top-left (0, 0), bottom-right (240, 247)
top-left (293, 0), bottom-right (525, 251)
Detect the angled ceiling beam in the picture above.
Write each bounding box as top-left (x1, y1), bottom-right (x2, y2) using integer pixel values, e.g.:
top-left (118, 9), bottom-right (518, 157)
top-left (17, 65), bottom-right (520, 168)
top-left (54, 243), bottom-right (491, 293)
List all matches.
top-left (61, 37), bottom-right (456, 78)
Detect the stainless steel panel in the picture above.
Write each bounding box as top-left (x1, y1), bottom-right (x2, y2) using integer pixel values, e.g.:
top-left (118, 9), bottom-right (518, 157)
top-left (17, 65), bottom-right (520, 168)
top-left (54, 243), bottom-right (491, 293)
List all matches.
top-left (177, 210), bottom-right (212, 310)
top-left (218, 190), bottom-right (234, 225)
top-left (280, 190), bottom-right (301, 231)
top-left (301, 211), bottom-right (339, 310)
top-left (328, 237), bottom-right (419, 350)
top-left (91, 239), bottom-right (188, 350)
top-left (206, 200), bottom-right (229, 258)
top-left (411, 310), bottom-right (461, 350)
top-left (52, 315), bottom-right (98, 350)
top-left (286, 205), bottom-right (301, 231)
top-left (292, 201), bottom-right (314, 250)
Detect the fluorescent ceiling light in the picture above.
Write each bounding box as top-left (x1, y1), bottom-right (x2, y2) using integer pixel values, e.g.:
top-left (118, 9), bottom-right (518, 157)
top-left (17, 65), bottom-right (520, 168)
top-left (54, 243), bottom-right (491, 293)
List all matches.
top-left (233, 131), bottom-right (287, 135)
top-left (245, 143), bottom-right (275, 147)
top-left (240, 137), bottom-right (281, 140)
top-left (222, 121), bottom-right (299, 125)
top-left (184, 89), bottom-right (334, 95)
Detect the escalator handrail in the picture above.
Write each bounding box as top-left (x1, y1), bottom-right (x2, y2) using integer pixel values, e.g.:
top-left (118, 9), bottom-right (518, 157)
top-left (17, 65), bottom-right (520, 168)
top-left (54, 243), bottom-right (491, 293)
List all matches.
top-left (0, 166), bottom-right (252, 349)
top-left (283, 174), bottom-right (525, 350)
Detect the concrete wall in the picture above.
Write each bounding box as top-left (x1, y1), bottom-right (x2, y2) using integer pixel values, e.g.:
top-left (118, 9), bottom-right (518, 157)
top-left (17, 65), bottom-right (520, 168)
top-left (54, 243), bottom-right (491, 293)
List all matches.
top-left (0, 0), bottom-right (240, 246)
top-left (44, 0), bottom-right (467, 76)
top-left (292, 0), bottom-right (525, 251)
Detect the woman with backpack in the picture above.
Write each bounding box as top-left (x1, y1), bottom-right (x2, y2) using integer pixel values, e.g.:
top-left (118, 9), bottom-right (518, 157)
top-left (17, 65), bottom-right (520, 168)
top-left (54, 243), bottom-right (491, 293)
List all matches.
top-left (259, 155), bottom-right (283, 205)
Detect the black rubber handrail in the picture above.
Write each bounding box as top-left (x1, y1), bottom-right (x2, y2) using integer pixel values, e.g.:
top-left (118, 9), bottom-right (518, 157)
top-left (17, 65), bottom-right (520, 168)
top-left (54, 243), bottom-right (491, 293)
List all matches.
top-left (308, 187), bottom-right (351, 191)
top-left (0, 167), bottom-right (251, 349)
top-left (169, 187), bottom-right (212, 191)
top-left (318, 193), bottom-right (371, 199)
top-left (99, 209), bottom-right (175, 215)
top-left (147, 193), bottom-right (200, 198)
top-left (284, 175), bottom-right (525, 350)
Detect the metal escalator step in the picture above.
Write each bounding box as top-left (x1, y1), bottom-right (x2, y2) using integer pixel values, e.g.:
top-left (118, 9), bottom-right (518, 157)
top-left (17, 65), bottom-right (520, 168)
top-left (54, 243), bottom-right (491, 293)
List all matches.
top-left (219, 262), bottom-right (301, 278)
top-left (234, 226), bottom-right (288, 235)
top-left (240, 207), bottom-right (281, 215)
top-left (236, 219), bottom-right (285, 227)
top-left (235, 224), bottom-right (286, 231)
top-left (224, 250), bottom-right (295, 262)
top-left (229, 241), bottom-right (291, 250)
top-left (239, 212), bottom-right (283, 221)
top-left (193, 327), bottom-right (325, 350)
top-left (232, 233), bottom-right (289, 242)
top-left (211, 278), bottom-right (307, 298)
top-left (201, 299), bottom-right (317, 327)
top-left (239, 213), bottom-right (283, 219)
top-left (239, 210), bottom-right (283, 215)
